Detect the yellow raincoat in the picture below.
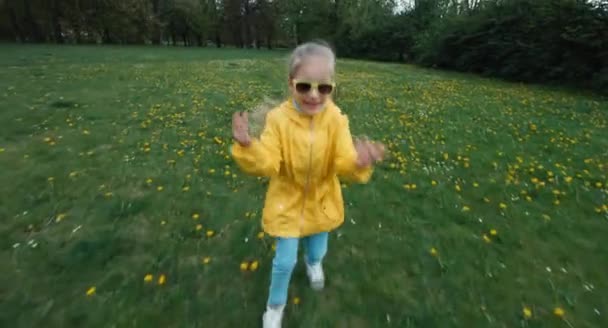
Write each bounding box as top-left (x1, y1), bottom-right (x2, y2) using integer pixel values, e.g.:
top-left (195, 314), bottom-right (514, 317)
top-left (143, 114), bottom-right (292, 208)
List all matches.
top-left (232, 99), bottom-right (373, 238)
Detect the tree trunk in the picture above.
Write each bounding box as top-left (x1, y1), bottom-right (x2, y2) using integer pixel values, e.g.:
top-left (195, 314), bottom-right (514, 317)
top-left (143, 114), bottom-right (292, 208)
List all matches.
top-left (51, 0), bottom-right (64, 43)
top-left (23, 0), bottom-right (43, 42)
top-left (215, 32), bottom-right (222, 48)
top-left (7, 4), bottom-right (24, 42)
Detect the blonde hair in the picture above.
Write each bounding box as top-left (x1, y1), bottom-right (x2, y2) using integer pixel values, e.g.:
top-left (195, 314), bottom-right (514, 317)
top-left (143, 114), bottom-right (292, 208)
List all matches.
top-left (249, 40), bottom-right (336, 138)
top-left (288, 40), bottom-right (336, 79)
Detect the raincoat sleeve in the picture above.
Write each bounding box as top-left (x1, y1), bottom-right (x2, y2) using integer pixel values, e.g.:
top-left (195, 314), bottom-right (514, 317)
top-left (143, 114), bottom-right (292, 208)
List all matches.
top-left (334, 114), bottom-right (373, 183)
top-left (231, 113), bottom-right (281, 177)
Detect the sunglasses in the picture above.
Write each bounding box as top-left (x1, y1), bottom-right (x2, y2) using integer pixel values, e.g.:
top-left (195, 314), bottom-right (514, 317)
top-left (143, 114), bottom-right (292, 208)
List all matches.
top-left (292, 79), bottom-right (336, 95)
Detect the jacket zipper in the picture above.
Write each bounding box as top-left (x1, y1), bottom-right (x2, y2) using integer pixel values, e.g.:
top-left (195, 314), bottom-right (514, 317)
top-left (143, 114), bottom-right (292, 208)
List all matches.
top-left (300, 117), bottom-right (315, 234)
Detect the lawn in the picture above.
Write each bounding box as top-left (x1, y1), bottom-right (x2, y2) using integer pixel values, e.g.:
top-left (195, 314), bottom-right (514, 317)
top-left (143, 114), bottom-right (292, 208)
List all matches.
top-left (0, 44), bottom-right (607, 328)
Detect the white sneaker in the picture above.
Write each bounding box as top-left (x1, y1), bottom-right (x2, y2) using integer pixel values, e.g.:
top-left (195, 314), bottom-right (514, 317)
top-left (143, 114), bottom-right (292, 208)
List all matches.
top-left (306, 262), bottom-right (325, 290)
top-left (263, 305), bottom-right (284, 328)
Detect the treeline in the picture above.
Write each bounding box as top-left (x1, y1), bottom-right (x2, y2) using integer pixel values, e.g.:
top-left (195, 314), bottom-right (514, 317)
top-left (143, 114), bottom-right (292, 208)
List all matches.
top-left (1, 0), bottom-right (607, 91)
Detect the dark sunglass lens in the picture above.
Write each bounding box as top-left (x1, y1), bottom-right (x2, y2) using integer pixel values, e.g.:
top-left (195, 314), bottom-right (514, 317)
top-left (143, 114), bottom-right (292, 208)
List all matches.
top-left (318, 84), bottom-right (333, 95)
top-left (295, 83), bottom-right (312, 93)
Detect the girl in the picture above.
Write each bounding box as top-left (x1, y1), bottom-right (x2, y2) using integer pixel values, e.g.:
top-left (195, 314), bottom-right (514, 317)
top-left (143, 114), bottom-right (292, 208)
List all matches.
top-left (231, 41), bottom-right (385, 328)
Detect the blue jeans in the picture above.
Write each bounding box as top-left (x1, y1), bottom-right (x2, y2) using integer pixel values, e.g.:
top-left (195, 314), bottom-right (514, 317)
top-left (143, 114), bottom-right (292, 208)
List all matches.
top-left (267, 232), bottom-right (329, 306)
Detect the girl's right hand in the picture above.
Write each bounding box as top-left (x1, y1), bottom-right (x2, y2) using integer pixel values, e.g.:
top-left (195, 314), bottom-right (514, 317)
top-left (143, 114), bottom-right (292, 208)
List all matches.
top-left (355, 138), bottom-right (385, 168)
top-left (232, 111), bottom-right (252, 147)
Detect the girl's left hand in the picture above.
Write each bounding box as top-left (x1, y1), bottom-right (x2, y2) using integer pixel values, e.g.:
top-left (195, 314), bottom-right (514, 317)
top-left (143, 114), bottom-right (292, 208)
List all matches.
top-left (355, 138), bottom-right (386, 168)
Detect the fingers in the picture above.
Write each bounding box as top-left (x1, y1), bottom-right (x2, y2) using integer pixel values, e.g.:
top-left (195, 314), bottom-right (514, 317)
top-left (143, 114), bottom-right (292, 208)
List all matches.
top-left (355, 138), bottom-right (386, 167)
top-left (232, 111), bottom-right (251, 147)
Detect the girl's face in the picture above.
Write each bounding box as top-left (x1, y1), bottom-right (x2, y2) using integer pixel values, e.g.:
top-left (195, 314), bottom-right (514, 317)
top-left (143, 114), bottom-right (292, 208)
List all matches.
top-left (289, 55), bottom-right (334, 116)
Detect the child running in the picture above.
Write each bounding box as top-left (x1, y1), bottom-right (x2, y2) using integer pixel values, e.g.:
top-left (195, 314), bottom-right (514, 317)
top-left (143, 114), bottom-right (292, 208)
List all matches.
top-left (231, 40), bottom-right (385, 328)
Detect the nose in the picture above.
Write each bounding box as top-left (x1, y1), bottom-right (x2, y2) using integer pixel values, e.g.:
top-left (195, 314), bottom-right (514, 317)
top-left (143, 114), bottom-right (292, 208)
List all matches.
top-left (309, 87), bottom-right (320, 99)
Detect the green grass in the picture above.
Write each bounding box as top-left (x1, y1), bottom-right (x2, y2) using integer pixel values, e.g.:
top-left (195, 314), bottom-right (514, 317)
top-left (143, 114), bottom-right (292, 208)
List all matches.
top-left (1, 44), bottom-right (607, 328)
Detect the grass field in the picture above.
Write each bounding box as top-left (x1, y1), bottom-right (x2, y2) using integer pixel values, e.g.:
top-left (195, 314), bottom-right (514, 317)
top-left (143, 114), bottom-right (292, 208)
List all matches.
top-left (0, 44), bottom-right (607, 328)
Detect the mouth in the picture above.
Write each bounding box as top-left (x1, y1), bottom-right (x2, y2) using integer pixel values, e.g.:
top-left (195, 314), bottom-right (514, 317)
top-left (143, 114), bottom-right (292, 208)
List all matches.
top-left (302, 100), bottom-right (323, 108)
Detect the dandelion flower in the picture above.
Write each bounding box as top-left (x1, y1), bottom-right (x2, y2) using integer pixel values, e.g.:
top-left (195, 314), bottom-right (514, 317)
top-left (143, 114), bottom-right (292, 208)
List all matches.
top-left (483, 234), bottom-right (491, 243)
top-left (55, 213), bottom-right (67, 222)
top-left (553, 307), bottom-right (565, 317)
top-left (146, 178), bottom-right (153, 184)
top-left (490, 229), bottom-right (497, 236)
top-left (240, 262), bottom-right (249, 271)
top-left (192, 213), bottom-right (200, 220)
top-left (144, 274), bottom-right (153, 283)
top-left (257, 232), bottom-right (265, 239)
top-left (196, 224), bottom-right (203, 231)
top-left (431, 180), bottom-right (437, 186)
top-left (206, 230), bottom-right (214, 237)
top-left (158, 274), bottom-right (166, 285)
top-left (182, 186), bottom-right (190, 192)
top-left (202, 257), bottom-right (211, 265)
top-left (157, 186), bottom-right (164, 192)
top-left (565, 176), bottom-right (573, 183)
top-left (462, 206), bottom-right (471, 212)
top-left (293, 297), bottom-right (301, 305)
top-left (86, 286), bottom-right (96, 296)
top-left (250, 261), bottom-right (259, 271)
top-left (499, 203), bottom-right (507, 210)
top-left (523, 306), bottom-right (532, 319)
top-left (430, 247), bottom-right (438, 257)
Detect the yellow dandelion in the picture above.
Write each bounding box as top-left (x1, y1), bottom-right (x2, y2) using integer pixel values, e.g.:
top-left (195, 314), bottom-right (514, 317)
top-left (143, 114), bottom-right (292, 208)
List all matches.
top-left (565, 176), bottom-right (573, 183)
top-left (55, 213), bottom-right (67, 222)
top-left (196, 224), bottom-right (203, 231)
top-left (86, 286), bottom-right (96, 296)
top-left (455, 184), bottom-right (461, 192)
top-left (443, 153), bottom-right (449, 160)
top-left (257, 232), bottom-right (265, 239)
top-left (240, 262), bottom-right (249, 271)
top-left (250, 261), bottom-right (259, 271)
top-left (182, 186), bottom-right (190, 192)
top-left (429, 247), bottom-right (438, 257)
top-left (0, 147), bottom-right (4, 153)
top-left (104, 192), bottom-right (113, 198)
top-left (146, 178), bottom-right (153, 184)
top-left (483, 234), bottom-right (491, 243)
top-left (499, 203), bottom-right (507, 210)
top-left (202, 257), bottom-right (211, 265)
top-left (293, 297), bottom-right (301, 305)
top-left (144, 274), bottom-right (153, 282)
top-left (431, 180), bottom-right (437, 186)
top-left (157, 186), bottom-right (164, 192)
top-left (553, 307), bottom-right (565, 317)
top-left (161, 220), bottom-right (167, 225)
top-left (596, 182), bottom-right (603, 188)
top-left (483, 197), bottom-right (491, 203)
top-left (208, 169), bottom-right (216, 174)
top-left (206, 230), bottom-right (215, 237)
top-left (192, 213), bottom-right (200, 220)
top-left (473, 182), bottom-right (479, 187)
top-left (48, 176), bottom-right (55, 182)
top-left (158, 274), bottom-right (166, 285)
top-left (462, 206), bottom-right (471, 212)
top-left (523, 306), bottom-right (532, 319)
top-left (490, 229), bottom-right (497, 236)
top-left (554, 199), bottom-right (560, 206)
top-left (83, 130), bottom-right (90, 135)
